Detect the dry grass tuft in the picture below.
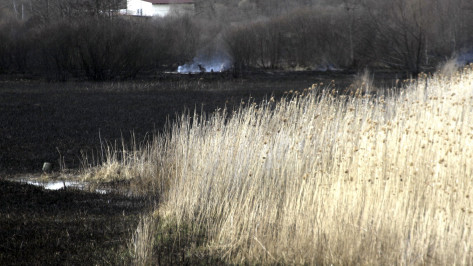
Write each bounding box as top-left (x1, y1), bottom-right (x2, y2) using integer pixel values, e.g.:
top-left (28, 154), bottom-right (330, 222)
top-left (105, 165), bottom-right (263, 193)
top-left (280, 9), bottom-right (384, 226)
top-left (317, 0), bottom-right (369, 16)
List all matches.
top-left (130, 214), bottom-right (157, 266)
top-left (80, 135), bottom-right (173, 196)
top-left (82, 66), bottom-right (473, 264)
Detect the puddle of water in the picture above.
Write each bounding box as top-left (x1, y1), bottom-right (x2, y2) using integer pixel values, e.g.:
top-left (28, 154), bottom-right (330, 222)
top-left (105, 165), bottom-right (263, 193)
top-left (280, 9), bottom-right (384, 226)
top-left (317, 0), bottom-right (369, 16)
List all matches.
top-left (11, 178), bottom-right (109, 194)
top-left (26, 180), bottom-right (84, 190)
top-left (9, 176), bottom-right (142, 196)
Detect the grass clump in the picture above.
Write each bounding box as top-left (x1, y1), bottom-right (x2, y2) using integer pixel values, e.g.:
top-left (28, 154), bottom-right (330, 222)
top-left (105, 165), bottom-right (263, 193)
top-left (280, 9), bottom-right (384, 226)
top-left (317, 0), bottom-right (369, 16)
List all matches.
top-left (79, 136), bottom-right (174, 196)
top-left (82, 66), bottom-right (473, 264)
top-left (130, 211), bottom-right (224, 265)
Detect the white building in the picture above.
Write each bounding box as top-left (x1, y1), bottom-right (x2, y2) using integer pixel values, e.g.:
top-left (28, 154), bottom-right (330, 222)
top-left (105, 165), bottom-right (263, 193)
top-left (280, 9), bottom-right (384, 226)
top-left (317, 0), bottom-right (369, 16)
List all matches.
top-left (126, 0), bottom-right (194, 17)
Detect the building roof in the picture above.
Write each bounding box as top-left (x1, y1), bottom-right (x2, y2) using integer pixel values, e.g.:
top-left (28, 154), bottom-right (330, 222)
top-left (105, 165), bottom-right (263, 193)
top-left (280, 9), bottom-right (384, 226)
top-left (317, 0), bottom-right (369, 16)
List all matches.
top-left (144, 0), bottom-right (194, 4)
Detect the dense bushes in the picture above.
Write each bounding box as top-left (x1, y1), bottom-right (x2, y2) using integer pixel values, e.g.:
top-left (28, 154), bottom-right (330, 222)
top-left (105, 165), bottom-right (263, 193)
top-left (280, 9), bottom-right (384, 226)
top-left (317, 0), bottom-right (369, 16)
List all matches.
top-left (0, 16), bottom-right (202, 80)
top-left (40, 19), bottom-right (156, 80)
top-left (225, 8), bottom-right (357, 70)
top-left (224, 2), bottom-right (473, 73)
top-left (0, 20), bottom-right (33, 74)
top-left (74, 20), bottom-right (153, 80)
top-left (0, 0), bottom-right (472, 80)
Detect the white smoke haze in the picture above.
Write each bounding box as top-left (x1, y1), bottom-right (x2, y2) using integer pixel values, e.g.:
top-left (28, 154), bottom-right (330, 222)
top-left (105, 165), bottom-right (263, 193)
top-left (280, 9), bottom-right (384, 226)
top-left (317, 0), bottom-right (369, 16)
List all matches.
top-left (316, 63), bottom-right (342, 72)
top-left (457, 50), bottom-right (473, 66)
top-left (177, 53), bottom-right (232, 74)
top-left (438, 50), bottom-right (473, 76)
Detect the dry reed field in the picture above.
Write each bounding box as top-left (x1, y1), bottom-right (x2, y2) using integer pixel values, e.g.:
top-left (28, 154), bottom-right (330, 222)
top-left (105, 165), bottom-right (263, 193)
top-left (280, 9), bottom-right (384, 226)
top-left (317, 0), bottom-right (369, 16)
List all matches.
top-left (82, 66), bottom-right (473, 264)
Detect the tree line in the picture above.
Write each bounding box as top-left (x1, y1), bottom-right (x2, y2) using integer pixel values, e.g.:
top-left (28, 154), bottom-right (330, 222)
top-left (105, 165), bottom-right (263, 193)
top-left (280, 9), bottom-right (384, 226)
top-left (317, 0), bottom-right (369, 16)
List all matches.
top-left (1, 0), bottom-right (472, 80)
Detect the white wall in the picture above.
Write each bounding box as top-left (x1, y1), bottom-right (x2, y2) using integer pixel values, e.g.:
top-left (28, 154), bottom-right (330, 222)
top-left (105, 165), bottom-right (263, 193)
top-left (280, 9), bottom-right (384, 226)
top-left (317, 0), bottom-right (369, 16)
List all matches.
top-left (152, 5), bottom-right (171, 17)
top-left (163, 4), bottom-right (194, 17)
top-left (127, 0), bottom-right (193, 17)
top-left (127, 0), bottom-right (154, 16)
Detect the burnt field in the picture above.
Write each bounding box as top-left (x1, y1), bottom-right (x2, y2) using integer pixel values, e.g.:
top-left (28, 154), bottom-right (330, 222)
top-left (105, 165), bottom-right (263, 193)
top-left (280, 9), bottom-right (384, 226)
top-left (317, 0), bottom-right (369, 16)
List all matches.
top-left (0, 179), bottom-right (150, 265)
top-left (0, 70), bottom-right (413, 264)
top-left (1, 70), bottom-right (395, 176)
top-left (0, 71), bottom-right (337, 265)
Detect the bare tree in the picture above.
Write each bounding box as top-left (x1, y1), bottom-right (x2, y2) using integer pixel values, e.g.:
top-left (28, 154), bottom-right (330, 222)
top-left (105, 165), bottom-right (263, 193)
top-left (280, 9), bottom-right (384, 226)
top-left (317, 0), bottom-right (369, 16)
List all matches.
top-left (363, 0), bottom-right (432, 73)
top-left (224, 24), bottom-right (257, 74)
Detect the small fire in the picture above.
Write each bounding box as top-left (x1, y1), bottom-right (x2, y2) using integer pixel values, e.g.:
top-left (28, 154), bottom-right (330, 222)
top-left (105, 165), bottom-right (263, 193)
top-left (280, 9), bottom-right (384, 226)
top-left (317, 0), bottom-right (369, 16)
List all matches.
top-left (177, 54), bottom-right (232, 74)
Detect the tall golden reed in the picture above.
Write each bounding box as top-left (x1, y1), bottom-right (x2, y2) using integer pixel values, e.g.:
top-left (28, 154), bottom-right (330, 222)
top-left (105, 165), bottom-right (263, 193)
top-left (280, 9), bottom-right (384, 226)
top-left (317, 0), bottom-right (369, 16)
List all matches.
top-left (84, 66), bottom-right (473, 264)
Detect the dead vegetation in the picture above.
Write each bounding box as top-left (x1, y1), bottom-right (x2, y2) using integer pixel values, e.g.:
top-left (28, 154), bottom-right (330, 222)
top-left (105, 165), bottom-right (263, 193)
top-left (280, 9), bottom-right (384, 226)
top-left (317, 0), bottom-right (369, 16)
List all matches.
top-left (81, 66), bottom-right (473, 264)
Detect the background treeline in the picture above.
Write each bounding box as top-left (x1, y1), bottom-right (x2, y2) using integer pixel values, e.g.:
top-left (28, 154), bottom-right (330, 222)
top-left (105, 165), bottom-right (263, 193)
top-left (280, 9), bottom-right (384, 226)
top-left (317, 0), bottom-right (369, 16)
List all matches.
top-left (1, 0), bottom-right (473, 80)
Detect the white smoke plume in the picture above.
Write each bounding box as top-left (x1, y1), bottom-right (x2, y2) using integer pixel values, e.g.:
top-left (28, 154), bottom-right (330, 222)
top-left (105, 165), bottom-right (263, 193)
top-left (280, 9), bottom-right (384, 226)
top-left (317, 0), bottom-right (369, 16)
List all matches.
top-left (177, 53), bottom-right (232, 74)
top-left (457, 50), bottom-right (473, 66)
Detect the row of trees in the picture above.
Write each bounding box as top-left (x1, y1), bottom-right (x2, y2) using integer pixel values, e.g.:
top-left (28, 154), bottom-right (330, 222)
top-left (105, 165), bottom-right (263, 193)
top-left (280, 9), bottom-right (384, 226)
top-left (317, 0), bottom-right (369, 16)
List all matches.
top-left (1, 0), bottom-right (472, 80)
top-left (226, 0), bottom-right (473, 73)
top-left (4, 0), bottom-right (125, 22)
top-left (0, 15), bottom-right (202, 80)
